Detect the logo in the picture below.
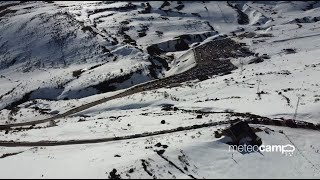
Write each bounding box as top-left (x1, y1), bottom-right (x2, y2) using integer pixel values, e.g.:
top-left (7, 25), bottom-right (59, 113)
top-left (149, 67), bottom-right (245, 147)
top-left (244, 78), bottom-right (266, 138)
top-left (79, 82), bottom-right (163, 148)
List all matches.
top-left (229, 144), bottom-right (296, 156)
top-left (281, 144), bottom-right (295, 156)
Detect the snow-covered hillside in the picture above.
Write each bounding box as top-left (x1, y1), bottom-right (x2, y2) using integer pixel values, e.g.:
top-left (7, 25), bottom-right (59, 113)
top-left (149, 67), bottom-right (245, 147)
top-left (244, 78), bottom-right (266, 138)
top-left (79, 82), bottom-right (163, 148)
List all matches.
top-left (0, 1), bottom-right (320, 179)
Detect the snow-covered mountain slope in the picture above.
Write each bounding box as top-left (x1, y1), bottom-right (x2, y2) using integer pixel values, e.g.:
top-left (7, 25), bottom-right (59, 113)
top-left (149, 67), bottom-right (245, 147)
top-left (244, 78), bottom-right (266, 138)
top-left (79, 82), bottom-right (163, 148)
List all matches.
top-left (0, 1), bottom-right (320, 179)
top-left (0, 0), bottom-right (275, 108)
top-left (2, 125), bottom-right (320, 179)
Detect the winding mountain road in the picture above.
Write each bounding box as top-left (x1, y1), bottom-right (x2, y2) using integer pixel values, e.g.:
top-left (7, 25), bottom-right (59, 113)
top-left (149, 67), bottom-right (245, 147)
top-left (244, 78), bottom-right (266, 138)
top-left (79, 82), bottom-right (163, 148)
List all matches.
top-left (0, 37), bottom-right (252, 130)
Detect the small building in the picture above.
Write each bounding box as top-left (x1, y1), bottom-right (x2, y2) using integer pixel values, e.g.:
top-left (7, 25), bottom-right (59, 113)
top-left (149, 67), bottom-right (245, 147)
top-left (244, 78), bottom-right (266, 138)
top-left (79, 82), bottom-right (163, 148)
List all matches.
top-left (223, 120), bottom-right (262, 146)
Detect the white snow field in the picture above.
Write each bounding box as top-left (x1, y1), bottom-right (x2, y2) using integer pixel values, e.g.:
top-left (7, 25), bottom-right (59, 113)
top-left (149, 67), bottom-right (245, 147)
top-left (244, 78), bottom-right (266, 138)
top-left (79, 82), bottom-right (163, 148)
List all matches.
top-left (0, 1), bottom-right (320, 179)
